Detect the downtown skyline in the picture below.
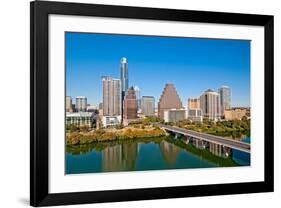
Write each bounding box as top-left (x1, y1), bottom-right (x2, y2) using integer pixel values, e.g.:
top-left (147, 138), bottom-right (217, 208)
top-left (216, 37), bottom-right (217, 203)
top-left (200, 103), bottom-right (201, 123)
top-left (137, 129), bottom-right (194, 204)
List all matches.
top-left (66, 32), bottom-right (250, 107)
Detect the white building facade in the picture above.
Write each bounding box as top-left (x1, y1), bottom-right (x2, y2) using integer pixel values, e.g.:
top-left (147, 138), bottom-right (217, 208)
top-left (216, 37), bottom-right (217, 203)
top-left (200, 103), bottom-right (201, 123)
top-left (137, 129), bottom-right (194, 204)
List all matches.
top-left (187, 109), bottom-right (203, 122)
top-left (200, 89), bottom-right (221, 121)
top-left (102, 115), bottom-right (122, 128)
top-left (164, 109), bottom-right (186, 123)
top-left (66, 112), bottom-right (93, 127)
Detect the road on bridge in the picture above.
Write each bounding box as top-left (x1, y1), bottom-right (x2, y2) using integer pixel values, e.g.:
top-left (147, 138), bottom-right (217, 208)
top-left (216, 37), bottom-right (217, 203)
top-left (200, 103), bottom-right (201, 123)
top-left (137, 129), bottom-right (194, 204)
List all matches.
top-left (158, 124), bottom-right (251, 153)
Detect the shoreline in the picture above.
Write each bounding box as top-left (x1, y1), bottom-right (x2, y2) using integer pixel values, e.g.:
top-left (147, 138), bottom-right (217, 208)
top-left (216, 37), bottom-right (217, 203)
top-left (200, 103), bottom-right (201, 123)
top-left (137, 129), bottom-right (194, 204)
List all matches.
top-left (66, 135), bottom-right (242, 168)
top-left (66, 127), bottom-right (166, 145)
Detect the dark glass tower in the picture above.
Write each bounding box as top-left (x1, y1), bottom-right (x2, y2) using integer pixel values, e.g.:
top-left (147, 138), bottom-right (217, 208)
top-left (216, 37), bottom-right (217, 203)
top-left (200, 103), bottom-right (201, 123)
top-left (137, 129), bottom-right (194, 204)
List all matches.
top-left (123, 86), bottom-right (138, 120)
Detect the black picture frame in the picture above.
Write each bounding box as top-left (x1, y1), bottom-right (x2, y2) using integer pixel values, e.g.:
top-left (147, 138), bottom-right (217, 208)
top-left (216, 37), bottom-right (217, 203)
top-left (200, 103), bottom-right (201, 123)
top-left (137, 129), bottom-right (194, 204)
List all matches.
top-left (30, 1), bottom-right (274, 206)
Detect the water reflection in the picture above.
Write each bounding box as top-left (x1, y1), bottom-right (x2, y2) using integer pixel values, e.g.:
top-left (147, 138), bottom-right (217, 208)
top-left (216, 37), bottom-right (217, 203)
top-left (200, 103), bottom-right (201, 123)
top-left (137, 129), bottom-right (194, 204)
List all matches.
top-left (159, 141), bottom-right (181, 165)
top-left (66, 136), bottom-right (250, 174)
top-left (102, 143), bottom-right (138, 172)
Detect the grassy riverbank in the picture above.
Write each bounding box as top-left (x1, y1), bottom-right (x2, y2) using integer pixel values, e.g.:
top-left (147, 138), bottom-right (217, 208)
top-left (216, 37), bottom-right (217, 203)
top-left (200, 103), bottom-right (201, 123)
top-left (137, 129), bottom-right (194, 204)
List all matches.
top-left (167, 118), bottom-right (250, 139)
top-left (66, 127), bottom-right (166, 145)
top-left (121, 116), bottom-right (250, 139)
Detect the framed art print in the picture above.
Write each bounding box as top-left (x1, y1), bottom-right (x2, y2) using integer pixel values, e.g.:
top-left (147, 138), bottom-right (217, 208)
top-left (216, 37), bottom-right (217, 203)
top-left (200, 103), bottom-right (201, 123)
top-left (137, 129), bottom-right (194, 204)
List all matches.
top-left (30, 1), bottom-right (274, 206)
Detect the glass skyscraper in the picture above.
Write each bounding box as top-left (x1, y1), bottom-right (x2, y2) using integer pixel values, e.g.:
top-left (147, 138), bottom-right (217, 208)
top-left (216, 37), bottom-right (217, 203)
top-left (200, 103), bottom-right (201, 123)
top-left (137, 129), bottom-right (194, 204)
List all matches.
top-left (120, 57), bottom-right (128, 122)
top-left (141, 96), bottom-right (155, 116)
top-left (120, 57), bottom-right (128, 95)
top-left (75, 96), bottom-right (87, 112)
top-left (219, 86), bottom-right (232, 116)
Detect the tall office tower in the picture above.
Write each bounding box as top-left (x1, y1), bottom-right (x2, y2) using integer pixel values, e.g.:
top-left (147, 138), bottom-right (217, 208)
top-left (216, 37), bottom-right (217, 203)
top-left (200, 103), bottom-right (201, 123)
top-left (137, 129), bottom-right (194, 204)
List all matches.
top-left (76, 96), bottom-right (87, 112)
top-left (66, 96), bottom-right (73, 112)
top-left (200, 89), bottom-right (221, 120)
top-left (120, 57), bottom-right (128, 95)
top-left (123, 86), bottom-right (138, 119)
top-left (218, 85), bottom-right (231, 117)
top-left (141, 96), bottom-right (155, 116)
top-left (158, 83), bottom-right (183, 119)
top-left (120, 57), bottom-right (128, 121)
top-left (134, 86), bottom-right (141, 110)
top-left (187, 98), bottom-right (200, 109)
top-left (102, 76), bottom-right (121, 116)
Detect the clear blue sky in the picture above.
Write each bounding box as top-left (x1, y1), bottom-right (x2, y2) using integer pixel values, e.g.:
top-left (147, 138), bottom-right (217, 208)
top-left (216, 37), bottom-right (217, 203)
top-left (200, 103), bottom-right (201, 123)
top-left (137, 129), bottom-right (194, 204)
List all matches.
top-left (66, 32), bottom-right (250, 107)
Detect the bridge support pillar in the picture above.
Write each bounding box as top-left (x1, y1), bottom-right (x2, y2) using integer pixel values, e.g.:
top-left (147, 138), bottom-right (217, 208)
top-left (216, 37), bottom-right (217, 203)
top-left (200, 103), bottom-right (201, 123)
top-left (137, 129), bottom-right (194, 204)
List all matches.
top-left (161, 128), bottom-right (170, 136)
top-left (209, 143), bottom-right (232, 158)
top-left (184, 136), bottom-right (190, 144)
top-left (210, 143), bottom-right (223, 157)
top-left (222, 146), bottom-right (231, 158)
top-left (202, 141), bottom-right (209, 149)
top-left (192, 138), bottom-right (205, 149)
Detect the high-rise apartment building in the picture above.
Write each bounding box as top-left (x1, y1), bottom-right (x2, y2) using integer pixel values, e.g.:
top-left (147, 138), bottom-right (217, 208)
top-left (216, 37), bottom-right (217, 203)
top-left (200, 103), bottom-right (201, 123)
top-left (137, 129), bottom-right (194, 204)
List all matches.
top-left (200, 89), bottom-right (221, 120)
top-left (219, 86), bottom-right (231, 116)
top-left (187, 98), bottom-right (202, 122)
top-left (123, 86), bottom-right (138, 119)
top-left (188, 98), bottom-right (200, 109)
top-left (102, 76), bottom-right (121, 116)
top-left (76, 96), bottom-right (87, 112)
top-left (141, 96), bottom-right (155, 116)
top-left (66, 96), bottom-right (73, 112)
top-left (158, 83), bottom-right (183, 119)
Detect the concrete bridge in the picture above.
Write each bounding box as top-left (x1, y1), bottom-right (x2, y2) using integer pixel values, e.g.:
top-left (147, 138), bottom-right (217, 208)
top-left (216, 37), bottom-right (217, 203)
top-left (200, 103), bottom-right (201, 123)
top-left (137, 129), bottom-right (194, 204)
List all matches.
top-left (159, 124), bottom-right (250, 154)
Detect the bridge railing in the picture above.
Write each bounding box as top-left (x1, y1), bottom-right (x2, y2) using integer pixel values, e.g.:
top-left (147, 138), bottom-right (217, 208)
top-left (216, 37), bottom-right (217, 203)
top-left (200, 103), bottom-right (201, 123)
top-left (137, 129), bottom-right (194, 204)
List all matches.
top-left (159, 124), bottom-right (250, 146)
